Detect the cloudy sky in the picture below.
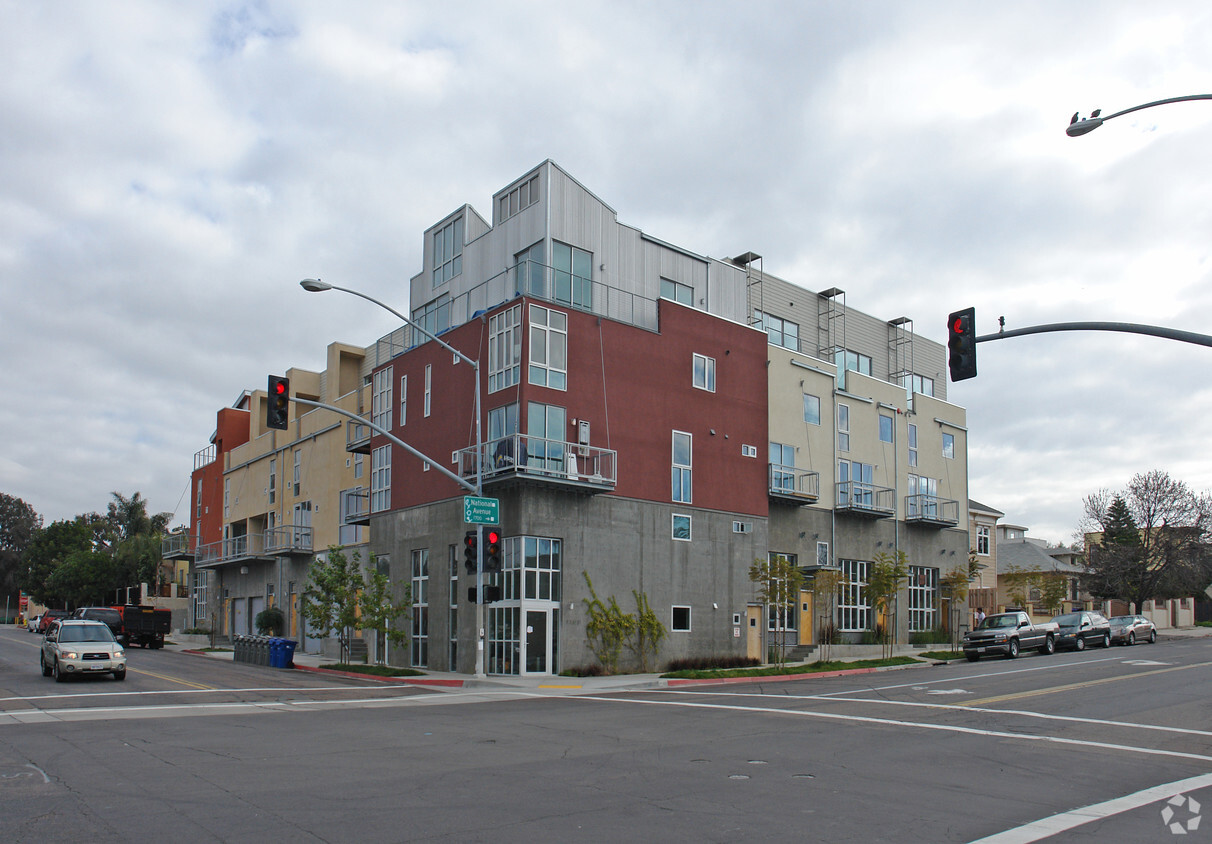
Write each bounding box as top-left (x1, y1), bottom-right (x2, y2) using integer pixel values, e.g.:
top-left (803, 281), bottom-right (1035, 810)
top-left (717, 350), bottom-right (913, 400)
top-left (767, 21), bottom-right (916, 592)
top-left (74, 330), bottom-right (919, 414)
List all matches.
top-left (3, 1), bottom-right (1210, 545)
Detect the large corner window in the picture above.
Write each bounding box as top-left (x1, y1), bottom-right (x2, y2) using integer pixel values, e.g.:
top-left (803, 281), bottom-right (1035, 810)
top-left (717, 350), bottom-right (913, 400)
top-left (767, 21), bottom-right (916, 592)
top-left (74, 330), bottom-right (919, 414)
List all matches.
top-left (552, 241), bottom-right (592, 309)
top-left (412, 296), bottom-right (451, 341)
top-left (498, 174), bottom-right (539, 222)
top-left (838, 559), bottom-right (870, 632)
top-left (908, 566), bottom-right (938, 632)
top-left (432, 217), bottom-right (463, 288)
top-left (370, 445), bottom-right (391, 513)
top-left (529, 304), bottom-right (567, 390)
top-left (372, 366), bottom-right (393, 431)
top-left (488, 304), bottom-right (522, 393)
top-left (515, 242), bottom-right (545, 297)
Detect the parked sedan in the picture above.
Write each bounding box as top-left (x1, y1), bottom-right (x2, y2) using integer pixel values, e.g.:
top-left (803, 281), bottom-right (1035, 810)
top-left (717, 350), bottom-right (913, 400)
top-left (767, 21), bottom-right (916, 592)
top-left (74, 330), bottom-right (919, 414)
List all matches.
top-left (37, 609), bottom-right (69, 633)
top-left (41, 619), bottom-right (127, 682)
top-left (1110, 614), bottom-right (1157, 645)
top-left (27, 613), bottom-right (42, 633)
top-left (1051, 611), bottom-right (1112, 651)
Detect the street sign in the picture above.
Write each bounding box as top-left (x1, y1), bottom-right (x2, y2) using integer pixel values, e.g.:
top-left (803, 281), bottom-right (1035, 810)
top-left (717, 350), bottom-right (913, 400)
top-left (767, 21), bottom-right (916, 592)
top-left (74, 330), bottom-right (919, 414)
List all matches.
top-left (463, 495), bottom-right (499, 525)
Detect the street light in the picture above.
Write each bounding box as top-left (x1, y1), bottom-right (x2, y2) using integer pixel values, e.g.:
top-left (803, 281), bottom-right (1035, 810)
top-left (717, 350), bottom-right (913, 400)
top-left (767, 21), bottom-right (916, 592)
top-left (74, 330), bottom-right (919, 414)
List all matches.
top-left (300, 277), bottom-right (488, 676)
top-left (1067, 94), bottom-right (1212, 137)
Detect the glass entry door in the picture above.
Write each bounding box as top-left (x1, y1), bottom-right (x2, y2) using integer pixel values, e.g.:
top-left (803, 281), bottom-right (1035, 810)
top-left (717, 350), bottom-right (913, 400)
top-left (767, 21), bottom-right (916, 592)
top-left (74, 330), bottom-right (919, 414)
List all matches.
top-left (524, 610), bottom-right (549, 674)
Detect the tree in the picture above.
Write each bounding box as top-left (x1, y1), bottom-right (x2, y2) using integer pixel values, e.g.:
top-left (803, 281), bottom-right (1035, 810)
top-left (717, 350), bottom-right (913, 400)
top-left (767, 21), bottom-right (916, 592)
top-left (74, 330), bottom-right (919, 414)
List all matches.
top-left (749, 555), bottom-right (803, 666)
top-left (0, 493), bottom-right (42, 609)
top-left (940, 565), bottom-right (972, 650)
top-left (868, 551), bottom-right (909, 658)
top-left (582, 572), bottom-right (634, 674)
top-left (1080, 472), bottom-right (1212, 612)
top-left (302, 548), bottom-right (364, 663)
top-left (809, 567), bottom-right (846, 662)
top-left (626, 590), bottom-right (667, 673)
top-left (358, 561), bottom-right (411, 664)
top-left (20, 517), bottom-right (96, 606)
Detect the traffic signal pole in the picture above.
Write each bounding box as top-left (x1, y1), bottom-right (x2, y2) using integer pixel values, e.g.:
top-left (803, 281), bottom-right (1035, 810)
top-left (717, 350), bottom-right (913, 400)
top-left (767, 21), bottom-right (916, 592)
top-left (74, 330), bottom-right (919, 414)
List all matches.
top-left (976, 320), bottom-right (1212, 349)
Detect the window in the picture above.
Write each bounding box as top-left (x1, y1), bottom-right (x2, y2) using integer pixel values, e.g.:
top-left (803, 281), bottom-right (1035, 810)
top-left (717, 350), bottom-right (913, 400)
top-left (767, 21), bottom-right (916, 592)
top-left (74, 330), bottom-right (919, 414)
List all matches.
top-left (908, 475), bottom-right (939, 518)
top-left (371, 445), bottom-right (391, 512)
top-left (879, 414), bottom-right (894, 444)
top-left (908, 566), bottom-right (938, 632)
top-left (515, 241), bottom-right (545, 296)
top-left (398, 374), bottom-right (407, 427)
top-left (693, 353), bottom-right (715, 392)
top-left (431, 217), bottom-right (463, 288)
top-left (196, 479), bottom-right (203, 518)
top-left (672, 431), bottom-right (692, 503)
top-left (498, 174), bottom-right (539, 222)
top-left (843, 350), bottom-right (872, 376)
top-left (902, 373), bottom-right (935, 397)
top-left (767, 553), bottom-right (798, 632)
top-left (671, 606), bottom-right (692, 632)
top-left (908, 424), bottom-right (918, 468)
top-left (412, 296), bottom-right (451, 340)
top-left (733, 520), bottom-right (753, 534)
top-left (373, 366), bottom-right (393, 430)
top-left (816, 541), bottom-right (830, 568)
top-left (527, 402), bottom-right (566, 473)
top-left (838, 460), bottom-right (874, 506)
top-left (268, 459), bottom-right (276, 505)
top-left (977, 525), bottom-right (990, 556)
top-left (411, 549), bottom-right (429, 668)
top-left (943, 432), bottom-right (955, 459)
top-left (838, 559), bottom-right (870, 632)
top-left (741, 444), bottom-right (758, 458)
top-left (424, 365), bottom-right (432, 417)
top-left (837, 403), bottom-right (850, 452)
top-left (552, 241), bottom-right (592, 309)
top-left (449, 547), bottom-right (458, 671)
top-left (353, 452), bottom-right (364, 479)
top-left (755, 310), bottom-right (799, 351)
top-left (803, 393), bottom-right (821, 426)
top-left (529, 304), bottom-right (568, 390)
top-left (672, 513), bottom-right (691, 541)
top-left (770, 442), bottom-right (795, 492)
top-left (518, 536), bottom-right (562, 602)
top-left (488, 304), bottom-right (522, 392)
top-left (661, 278), bottom-right (693, 306)
top-left (293, 449), bottom-right (302, 496)
top-left (223, 479), bottom-right (230, 518)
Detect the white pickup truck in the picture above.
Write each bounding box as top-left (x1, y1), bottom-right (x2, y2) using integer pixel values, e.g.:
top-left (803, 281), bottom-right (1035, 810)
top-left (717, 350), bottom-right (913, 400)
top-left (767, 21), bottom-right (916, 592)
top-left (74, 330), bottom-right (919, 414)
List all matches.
top-left (962, 611), bottom-right (1058, 661)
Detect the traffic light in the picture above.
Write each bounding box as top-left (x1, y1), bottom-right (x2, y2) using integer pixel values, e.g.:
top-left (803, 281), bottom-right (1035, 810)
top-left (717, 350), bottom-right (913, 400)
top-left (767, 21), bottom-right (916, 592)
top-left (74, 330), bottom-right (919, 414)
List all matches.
top-left (483, 585), bottom-right (502, 603)
top-left (947, 308), bottom-right (977, 381)
top-left (267, 375), bottom-right (290, 430)
top-left (484, 528), bottom-right (502, 573)
top-left (463, 529), bottom-right (478, 574)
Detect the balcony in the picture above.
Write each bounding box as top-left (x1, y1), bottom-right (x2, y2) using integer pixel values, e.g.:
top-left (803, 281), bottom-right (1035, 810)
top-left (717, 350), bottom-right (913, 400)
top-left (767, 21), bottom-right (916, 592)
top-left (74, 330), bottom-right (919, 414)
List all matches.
top-left (196, 527), bottom-right (314, 569)
top-left (835, 481), bottom-right (896, 519)
top-left (905, 494), bottom-right (960, 528)
top-left (265, 525), bottom-right (314, 556)
top-left (161, 532), bottom-right (195, 560)
top-left (346, 414), bottom-right (372, 454)
top-left (341, 487), bottom-right (370, 526)
top-left (769, 464), bottom-right (820, 505)
top-left (456, 434), bottom-right (617, 494)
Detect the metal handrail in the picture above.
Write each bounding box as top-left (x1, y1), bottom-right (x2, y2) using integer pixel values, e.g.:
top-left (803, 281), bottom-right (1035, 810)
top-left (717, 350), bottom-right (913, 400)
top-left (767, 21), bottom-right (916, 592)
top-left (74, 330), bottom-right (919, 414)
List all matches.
top-left (456, 434), bottom-right (617, 486)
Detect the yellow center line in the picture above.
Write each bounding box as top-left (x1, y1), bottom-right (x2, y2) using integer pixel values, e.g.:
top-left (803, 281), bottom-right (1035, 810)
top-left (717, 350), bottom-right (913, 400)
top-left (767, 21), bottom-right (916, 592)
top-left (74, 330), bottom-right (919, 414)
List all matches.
top-left (958, 661), bottom-right (1212, 707)
top-left (130, 667), bottom-right (218, 690)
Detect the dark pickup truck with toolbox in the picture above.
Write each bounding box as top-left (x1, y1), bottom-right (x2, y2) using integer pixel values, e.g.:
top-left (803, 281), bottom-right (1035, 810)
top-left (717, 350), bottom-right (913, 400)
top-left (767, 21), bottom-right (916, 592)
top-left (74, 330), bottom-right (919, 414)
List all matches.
top-left (115, 604), bottom-right (172, 649)
top-left (963, 611), bottom-right (1059, 661)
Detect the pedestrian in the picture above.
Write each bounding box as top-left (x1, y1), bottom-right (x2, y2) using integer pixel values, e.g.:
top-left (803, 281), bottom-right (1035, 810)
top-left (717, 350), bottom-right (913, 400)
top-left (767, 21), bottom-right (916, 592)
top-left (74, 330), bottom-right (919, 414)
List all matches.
top-left (975, 607), bottom-right (986, 626)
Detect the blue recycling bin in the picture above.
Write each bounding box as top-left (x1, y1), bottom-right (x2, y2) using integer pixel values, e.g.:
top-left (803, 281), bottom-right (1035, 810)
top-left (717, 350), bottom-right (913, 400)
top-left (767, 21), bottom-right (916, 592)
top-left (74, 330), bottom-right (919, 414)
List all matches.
top-left (269, 637), bottom-right (284, 668)
top-left (282, 639), bottom-right (297, 668)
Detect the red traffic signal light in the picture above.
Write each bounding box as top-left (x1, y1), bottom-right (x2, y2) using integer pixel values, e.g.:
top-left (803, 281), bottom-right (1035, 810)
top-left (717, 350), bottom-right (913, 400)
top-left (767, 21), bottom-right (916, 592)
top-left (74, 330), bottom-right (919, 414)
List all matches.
top-left (463, 529), bottom-right (478, 574)
top-left (947, 308), bottom-right (977, 382)
top-left (267, 375), bottom-right (290, 430)
top-left (484, 529), bottom-right (502, 573)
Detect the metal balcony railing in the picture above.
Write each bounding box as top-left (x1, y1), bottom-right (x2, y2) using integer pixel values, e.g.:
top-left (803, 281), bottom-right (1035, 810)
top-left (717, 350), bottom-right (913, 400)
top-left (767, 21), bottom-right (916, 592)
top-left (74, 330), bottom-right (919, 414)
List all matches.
top-left (341, 488), bottom-right (370, 526)
top-left (456, 434), bottom-right (617, 490)
top-left (194, 444), bottom-right (216, 471)
top-left (346, 414), bottom-right (372, 453)
top-left (161, 532), bottom-right (194, 559)
top-left (768, 464), bottom-right (820, 503)
top-left (265, 525), bottom-right (314, 555)
top-left (906, 494), bottom-right (960, 527)
top-left (835, 481), bottom-right (896, 518)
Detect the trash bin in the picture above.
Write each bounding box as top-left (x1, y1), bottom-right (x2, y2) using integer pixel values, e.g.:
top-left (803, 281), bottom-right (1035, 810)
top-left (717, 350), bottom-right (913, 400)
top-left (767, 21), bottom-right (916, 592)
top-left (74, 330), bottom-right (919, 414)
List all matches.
top-left (258, 636), bottom-right (270, 666)
top-left (282, 639), bottom-right (297, 669)
top-left (234, 635), bottom-right (246, 663)
top-left (269, 637), bottom-right (284, 669)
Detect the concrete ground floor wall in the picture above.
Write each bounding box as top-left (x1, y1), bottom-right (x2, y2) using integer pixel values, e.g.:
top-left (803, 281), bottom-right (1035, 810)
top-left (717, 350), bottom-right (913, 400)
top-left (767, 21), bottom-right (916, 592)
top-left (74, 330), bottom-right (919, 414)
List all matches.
top-left (371, 486), bottom-right (769, 675)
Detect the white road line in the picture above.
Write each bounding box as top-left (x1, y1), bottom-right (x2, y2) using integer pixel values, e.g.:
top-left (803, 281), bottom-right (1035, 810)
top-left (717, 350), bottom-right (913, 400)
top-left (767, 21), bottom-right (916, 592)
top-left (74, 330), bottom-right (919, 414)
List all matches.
top-left (573, 694), bottom-right (1212, 764)
top-left (816, 655), bottom-right (1126, 697)
top-left (967, 772), bottom-right (1212, 844)
top-left (0, 685), bottom-right (396, 704)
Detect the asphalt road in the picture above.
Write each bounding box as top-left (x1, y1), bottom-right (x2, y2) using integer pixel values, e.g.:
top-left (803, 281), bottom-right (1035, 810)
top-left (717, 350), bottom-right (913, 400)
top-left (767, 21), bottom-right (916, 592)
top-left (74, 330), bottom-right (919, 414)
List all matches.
top-left (2, 626), bottom-right (1210, 843)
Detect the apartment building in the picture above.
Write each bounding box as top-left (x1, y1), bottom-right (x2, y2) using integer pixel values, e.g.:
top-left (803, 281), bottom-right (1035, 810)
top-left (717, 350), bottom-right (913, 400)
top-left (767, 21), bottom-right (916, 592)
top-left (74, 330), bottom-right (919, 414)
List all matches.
top-left (359, 161), bottom-right (969, 674)
top-left (166, 342), bottom-right (370, 649)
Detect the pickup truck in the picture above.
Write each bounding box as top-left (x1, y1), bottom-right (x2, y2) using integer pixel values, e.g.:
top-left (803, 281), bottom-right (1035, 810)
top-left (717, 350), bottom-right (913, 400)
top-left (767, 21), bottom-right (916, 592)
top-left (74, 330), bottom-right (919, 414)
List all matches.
top-left (115, 604), bottom-right (172, 649)
top-left (963, 611), bottom-right (1058, 661)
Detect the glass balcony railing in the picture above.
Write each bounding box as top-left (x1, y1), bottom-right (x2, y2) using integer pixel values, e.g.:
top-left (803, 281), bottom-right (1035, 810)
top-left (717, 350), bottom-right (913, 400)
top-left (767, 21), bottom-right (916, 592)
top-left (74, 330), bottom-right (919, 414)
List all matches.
top-left (161, 532), bottom-right (194, 559)
top-left (835, 481), bottom-right (896, 517)
top-left (906, 494), bottom-right (960, 526)
top-left (456, 434), bottom-right (616, 490)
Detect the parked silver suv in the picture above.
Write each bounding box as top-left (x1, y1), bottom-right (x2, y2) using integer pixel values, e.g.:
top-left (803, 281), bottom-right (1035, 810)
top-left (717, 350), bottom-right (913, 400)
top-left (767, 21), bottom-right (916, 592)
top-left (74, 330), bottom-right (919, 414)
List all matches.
top-left (41, 619), bottom-right (127, 682)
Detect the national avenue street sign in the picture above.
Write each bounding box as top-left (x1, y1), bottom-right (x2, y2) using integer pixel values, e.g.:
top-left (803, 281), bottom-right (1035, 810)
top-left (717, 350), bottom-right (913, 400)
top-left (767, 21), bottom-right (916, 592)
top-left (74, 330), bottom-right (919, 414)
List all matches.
top-left (463, 495), bottom-right (500, 525)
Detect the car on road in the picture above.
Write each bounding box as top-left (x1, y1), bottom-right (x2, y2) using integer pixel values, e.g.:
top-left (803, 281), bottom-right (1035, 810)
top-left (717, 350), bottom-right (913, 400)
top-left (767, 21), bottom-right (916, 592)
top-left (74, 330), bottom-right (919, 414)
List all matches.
top-left (1051, 610), bottom-right (1112, 651)
top-left (37, 609), bottom-right (70, 633)
top-left (40, 619), bottom-right (127, 682)
top-left (72, 606), bottom-right (128, 645)
top-left (26, 613), bottom-right (42, 633)
top-left (963, 611), bottom-right (1058, 661)
top-left (1109, 614), bottom-right (1157, 645)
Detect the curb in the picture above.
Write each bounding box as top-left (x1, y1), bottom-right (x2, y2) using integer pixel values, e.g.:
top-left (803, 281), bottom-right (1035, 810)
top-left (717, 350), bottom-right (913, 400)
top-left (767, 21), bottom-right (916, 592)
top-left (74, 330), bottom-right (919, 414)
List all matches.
top-left (291, 663), bottom-right (465, 687)
top-left (664, 659), bottom-right (933, 687)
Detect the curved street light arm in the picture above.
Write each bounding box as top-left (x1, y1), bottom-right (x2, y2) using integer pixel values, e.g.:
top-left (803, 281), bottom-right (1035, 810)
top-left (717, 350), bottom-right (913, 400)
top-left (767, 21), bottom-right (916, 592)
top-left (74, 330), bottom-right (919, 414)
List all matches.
top-left (1067, 94), bottom-right (1212, 137)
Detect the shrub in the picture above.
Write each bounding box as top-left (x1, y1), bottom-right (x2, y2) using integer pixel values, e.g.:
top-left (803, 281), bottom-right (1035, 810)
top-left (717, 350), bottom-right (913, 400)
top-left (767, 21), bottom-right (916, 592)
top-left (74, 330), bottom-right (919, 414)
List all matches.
top-left (255, 606), bottom-right (285, 636)
top-left (664, 655), bottom-right (760, 672)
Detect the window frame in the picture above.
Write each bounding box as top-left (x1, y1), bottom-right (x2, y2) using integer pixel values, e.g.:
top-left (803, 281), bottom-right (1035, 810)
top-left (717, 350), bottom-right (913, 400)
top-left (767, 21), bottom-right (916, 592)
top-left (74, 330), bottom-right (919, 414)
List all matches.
top-left (672, 430), bottom-right (693, 504)
top-left (671, 605), bottom-right (692, 632)
top-left (672, 513), bottom-right (692, 541)
top-left (692, 353), bottom-right (716, 392)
